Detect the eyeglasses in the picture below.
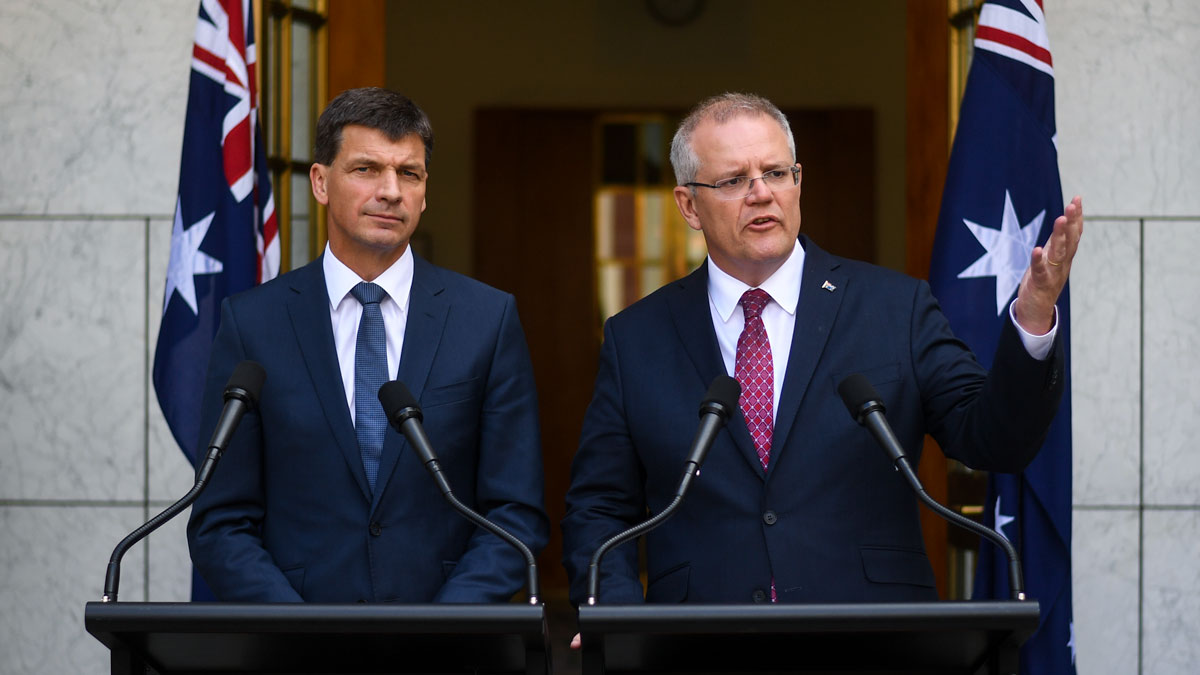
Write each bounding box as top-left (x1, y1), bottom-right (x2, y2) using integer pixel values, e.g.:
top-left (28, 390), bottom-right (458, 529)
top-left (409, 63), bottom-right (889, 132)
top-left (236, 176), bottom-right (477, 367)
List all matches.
top-left (684, 165), bottom-right (800, 201)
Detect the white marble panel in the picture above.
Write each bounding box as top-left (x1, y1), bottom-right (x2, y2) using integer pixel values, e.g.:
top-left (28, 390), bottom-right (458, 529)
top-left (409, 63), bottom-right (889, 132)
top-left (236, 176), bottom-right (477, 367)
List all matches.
top-left (147, 216), bottom-right (198, 502)
top-left (1070, 220), bottom-right (1141, 506)
top-left (0, 505), bottom-right (147, 675)
top-left (1143, 221), bottom-right (1200, 506)
top-left (1142, 509), bottom-right (1200, 674)
top-left (0, 219), bottom-right (146, 501)
top-left (0, 1), bottom-right (196, 215)
top-left (1071, 508), bottom-right (1139, 674)
top-left (147, 504), bottom-right (193, 602)
top-left (1050, 0), bottom-right (1200, 215)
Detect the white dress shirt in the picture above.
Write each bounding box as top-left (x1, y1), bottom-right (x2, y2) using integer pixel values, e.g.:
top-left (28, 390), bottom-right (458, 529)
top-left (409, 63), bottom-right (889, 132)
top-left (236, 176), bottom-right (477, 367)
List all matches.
top-left (706, 239), bottom-right (1056, 422)
top-left (323, 243), bottom-right (414, 424)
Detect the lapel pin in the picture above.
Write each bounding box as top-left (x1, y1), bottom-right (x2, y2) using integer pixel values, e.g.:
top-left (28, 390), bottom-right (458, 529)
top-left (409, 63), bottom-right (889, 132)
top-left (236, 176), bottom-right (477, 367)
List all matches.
top-left (821, 280), bottom-right (837, 292)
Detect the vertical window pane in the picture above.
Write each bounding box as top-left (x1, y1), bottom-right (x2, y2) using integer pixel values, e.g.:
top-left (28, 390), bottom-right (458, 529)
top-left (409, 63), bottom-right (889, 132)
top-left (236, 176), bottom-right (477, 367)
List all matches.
top-left (640, 264), bottom-right (665, 297)
top-left (598, 263), bottom-right (624, 322)
top-left (266, 15), bottom-right (283, 156)
top-left (291, 173), bottom-right (312, 269)
top-left (291, 22), bottom-right (312, 162)
top-left (620, 266), bottom-right (639, 310)
top-left (595, 190), bottom-right (614, 259)
top-left (612, 191), bottom-right (635, 258)
top-left (640, 191), bottom-right (664, 259)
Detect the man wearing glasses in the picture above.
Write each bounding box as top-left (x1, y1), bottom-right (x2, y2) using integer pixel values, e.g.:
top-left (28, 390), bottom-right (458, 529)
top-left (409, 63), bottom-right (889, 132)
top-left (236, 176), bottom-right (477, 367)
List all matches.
top-left (563, 92), bottom-right (1082, 605)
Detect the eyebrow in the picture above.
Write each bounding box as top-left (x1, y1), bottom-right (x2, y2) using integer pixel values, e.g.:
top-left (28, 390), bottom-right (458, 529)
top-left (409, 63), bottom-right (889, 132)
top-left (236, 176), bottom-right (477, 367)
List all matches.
top-left (714, 162), bottom-right (791, 178)
top-left (344, 156), bottom-right (426, 172)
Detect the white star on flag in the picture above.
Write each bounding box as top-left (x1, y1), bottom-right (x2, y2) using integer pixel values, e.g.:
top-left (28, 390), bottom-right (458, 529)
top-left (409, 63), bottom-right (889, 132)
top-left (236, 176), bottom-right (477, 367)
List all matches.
top-left (163, 199), bottom-right (224, 316)
top-left (994, 495), bottom-right (1015, 542)
top-left (957, 190), bottom-right (1044, 316)
top-left (1068, 620), bottom-right (1076, 664)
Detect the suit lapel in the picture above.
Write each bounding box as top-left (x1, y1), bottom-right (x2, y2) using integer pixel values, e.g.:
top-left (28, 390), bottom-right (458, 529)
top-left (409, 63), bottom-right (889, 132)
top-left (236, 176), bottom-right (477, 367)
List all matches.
top-left (286, 258), bottom-right (373, 502)
top-left (769, 236), bottom-right (847, 474)
top-left (373, 254), bottom-right (449, 505)
top-left (667, 264), bottom-right (765, 480)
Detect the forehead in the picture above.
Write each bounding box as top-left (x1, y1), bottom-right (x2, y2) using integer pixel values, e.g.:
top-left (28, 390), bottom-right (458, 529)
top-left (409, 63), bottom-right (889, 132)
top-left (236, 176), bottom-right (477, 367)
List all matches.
top-left (335, 125), bottom-right (426, 167)
top-left (691, 113), bottom-right (790, 171)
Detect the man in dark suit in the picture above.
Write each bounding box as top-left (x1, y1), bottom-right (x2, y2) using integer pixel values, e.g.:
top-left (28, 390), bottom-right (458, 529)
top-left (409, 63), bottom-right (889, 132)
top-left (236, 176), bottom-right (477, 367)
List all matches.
top-left (188, 88), bottom-right (548, 603)
top-left (562, 92), bottom-right (1082, 606)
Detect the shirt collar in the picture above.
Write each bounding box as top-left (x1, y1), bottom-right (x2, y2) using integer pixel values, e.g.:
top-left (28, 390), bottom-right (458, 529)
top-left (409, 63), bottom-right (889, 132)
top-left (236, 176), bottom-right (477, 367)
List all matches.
top-left (323, 243), bottom-right (414, 313)
top-left (707, 238), bottom-right (805, 322)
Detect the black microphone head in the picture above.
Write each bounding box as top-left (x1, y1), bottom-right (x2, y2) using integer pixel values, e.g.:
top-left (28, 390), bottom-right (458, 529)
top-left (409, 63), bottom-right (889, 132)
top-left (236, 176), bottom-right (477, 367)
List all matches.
top-left (837, 373), bottom-right (883, 424)
top-left (378, 380), bottom-right (422, 426)
top-left (700, 375), bottom-right (741, 420)
top-left (224, 361), bottom-right (266, 408)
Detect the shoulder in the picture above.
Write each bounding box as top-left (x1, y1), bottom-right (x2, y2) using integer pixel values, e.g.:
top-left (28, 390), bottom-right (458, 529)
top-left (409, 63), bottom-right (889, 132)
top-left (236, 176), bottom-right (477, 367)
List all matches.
top-left (607, 265), bottom-right (703, 329)
top-left (413, 255), bottom-right (515, 310)
top-left (802, 236), bottom-right (924, 300)
top-left (224, 258), bottom-right (322, 311)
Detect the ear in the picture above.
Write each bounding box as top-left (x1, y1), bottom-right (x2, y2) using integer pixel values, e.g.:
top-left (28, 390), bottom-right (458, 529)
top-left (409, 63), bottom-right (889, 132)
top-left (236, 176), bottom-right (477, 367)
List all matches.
top-left (421, 195), bottom-right (427, 213)
top-left (673, 185), bottom-right (704, 232)
top-left (310, 163), bottom-right (329, 205)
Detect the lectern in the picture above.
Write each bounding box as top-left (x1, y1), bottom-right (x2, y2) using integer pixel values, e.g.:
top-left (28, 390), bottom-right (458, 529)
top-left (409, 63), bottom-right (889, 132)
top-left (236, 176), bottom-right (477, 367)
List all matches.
top-left (578, 600), bottom-right (1039, 675)
top-left (84, 602), bottom-right (548, 675)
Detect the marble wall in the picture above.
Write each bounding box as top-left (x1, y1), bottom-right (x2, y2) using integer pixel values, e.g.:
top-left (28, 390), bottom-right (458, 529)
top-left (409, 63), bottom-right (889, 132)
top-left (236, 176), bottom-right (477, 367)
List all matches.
top-left (1049, 0), bottom-right (1200, 671)
top-left (0, 2), bottom-right (196, 673)
top-left (0, 1), bottom-right (1197, 674)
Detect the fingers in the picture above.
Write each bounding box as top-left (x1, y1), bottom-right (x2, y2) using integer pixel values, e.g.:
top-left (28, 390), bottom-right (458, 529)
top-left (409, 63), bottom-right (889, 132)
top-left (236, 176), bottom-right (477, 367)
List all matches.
top-left (570, 632), bottom-right (582, 650)
top-left (1044, 196), bottom-right (1084, 268)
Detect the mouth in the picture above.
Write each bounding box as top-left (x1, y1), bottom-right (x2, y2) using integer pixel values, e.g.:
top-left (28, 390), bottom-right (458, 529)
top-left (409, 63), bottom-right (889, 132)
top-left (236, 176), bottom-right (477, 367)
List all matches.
top-left (367, 213), bottom-right (403, 223)
top-left (745, 216), bottom-right (779, 229)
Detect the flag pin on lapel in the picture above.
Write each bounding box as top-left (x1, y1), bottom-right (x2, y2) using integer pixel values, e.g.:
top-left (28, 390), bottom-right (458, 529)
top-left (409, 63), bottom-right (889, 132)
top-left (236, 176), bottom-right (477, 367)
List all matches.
top-left (821, 280), bottom-right (837, 292)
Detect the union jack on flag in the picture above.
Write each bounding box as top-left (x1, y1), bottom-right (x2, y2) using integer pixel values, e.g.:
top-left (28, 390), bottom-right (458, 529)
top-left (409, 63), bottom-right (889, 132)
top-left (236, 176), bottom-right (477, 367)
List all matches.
top-left (154, 0), bottom-right (278, 468)
top-left (929, 1), bottom-right (1075, 673)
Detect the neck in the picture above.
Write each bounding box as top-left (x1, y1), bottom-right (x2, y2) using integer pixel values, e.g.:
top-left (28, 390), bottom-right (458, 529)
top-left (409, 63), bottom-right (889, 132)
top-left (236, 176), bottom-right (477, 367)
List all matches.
top-left (331, 244), bottom-right (407, 282)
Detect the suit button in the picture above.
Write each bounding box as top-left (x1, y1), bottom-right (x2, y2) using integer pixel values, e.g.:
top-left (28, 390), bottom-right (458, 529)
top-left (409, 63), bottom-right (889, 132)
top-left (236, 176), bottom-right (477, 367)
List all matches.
top-left (762, 510), bottom-right (778, 525)
top-left (369, 522), bottom-right (382, 536)
top-left (752, 589), bottom-right (767, 603)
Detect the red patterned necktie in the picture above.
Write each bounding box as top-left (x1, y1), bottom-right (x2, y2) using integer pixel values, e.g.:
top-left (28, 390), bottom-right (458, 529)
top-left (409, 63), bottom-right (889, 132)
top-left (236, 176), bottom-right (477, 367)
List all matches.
top-left (735, 289), bottom-right (774, 470)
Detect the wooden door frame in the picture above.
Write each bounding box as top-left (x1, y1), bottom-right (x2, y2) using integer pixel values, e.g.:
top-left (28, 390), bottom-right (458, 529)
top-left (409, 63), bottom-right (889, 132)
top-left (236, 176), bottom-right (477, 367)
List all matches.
top-left (906, 0), bottom-right (952, 599)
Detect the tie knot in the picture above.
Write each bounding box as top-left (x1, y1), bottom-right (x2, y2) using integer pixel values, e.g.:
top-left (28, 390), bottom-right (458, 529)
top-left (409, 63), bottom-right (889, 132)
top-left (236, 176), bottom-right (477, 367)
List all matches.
top-left (351, 282), bottom-right (387, 306)
top-left (740, 288), bottom-right (771, 319)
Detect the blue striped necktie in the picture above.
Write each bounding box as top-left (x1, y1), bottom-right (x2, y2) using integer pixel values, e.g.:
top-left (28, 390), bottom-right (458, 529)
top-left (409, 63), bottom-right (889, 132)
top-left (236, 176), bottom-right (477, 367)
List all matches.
top-left (351, 282), bottom-right (389, 491)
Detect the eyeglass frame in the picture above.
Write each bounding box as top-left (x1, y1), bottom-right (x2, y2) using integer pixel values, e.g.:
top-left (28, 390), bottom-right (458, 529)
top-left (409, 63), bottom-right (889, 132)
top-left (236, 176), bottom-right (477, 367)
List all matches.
top-left (683, 164), bottom-right (801, 201)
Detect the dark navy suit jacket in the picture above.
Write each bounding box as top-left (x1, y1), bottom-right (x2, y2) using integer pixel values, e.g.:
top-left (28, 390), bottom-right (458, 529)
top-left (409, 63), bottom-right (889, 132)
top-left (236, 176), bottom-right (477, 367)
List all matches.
top-left (562, 236), bottom-right (1063, 605)
top-left (188, 253), bottom-right (548, 603)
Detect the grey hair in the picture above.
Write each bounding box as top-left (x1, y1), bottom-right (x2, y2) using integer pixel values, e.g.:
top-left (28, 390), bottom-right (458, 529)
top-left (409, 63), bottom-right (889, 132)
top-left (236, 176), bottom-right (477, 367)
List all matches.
top-left (669, 92), bottom-right (796, 186)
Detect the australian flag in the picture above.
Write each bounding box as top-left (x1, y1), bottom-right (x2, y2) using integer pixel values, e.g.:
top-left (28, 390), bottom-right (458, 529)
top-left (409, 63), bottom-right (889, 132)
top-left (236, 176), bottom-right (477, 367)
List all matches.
top-left (929, 1), bottom-right (1075, 673)
top-left (153, 0), bottom-right (279, 594)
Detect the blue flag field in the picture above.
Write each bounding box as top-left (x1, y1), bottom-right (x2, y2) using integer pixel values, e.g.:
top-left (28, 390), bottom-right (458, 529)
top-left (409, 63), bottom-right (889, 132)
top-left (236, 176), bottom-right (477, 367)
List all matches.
top-left (929, 1), bottom-right (1075, 672)
top-left (152, 0), bottom-right (279, 599)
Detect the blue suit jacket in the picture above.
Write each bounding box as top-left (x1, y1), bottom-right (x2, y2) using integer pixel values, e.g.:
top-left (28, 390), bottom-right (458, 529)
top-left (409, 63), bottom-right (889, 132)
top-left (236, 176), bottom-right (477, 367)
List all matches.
top-left (187, 253), bottom-right (548, 603)
top-left (562, 236), bottom-right (1063, 605)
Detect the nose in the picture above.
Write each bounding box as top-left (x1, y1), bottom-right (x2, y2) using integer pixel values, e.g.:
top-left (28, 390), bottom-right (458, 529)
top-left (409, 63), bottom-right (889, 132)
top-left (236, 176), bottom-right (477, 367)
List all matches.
top-left (376, 170), bottom-right (403, 202)
top-left (744, 175), bottom-right (773, 202)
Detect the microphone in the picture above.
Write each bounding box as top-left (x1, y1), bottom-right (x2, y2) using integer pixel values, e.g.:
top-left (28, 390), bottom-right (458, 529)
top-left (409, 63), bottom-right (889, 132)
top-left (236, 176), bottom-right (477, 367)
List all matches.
top-left (586, 375), bottom-right (740, 605)
top-left (377, 380), bottom-right (541, 605)
top-left (837, 373), bottom-right (1027, 601)
top-left (102, 360), bottom-right (265, 602)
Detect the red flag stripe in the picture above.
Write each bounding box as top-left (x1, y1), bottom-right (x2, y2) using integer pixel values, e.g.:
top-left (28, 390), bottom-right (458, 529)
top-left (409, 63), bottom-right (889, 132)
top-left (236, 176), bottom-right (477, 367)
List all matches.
top-left (976, 25), bottom-right (1053, 68)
